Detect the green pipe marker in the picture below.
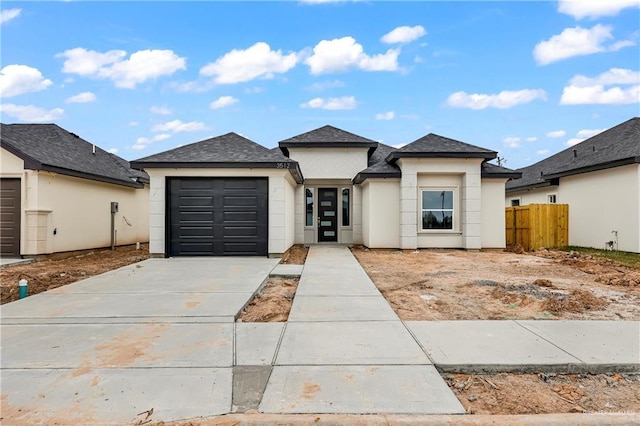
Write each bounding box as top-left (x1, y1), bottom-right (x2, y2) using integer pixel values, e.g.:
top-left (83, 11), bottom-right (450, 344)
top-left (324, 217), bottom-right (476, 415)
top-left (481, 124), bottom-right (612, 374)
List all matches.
top-left (19, 279), bottom-right (28, 299)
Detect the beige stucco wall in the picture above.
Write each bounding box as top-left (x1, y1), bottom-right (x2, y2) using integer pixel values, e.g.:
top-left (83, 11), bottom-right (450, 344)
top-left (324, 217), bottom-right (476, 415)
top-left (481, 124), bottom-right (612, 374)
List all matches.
top-left (481, 178), bottom-right (508, 248)
top-left (287, 147), bottom-right (368, 180)
top-left (505, 164), bottom-right (639, 252)
top-left (361, 179), bottom-right (400, 248)
top-left (398, 158), bottom-right (483, 249)
top-left (1, 148), bottom-right (24, 176)
top-left (22, 171), bottom-right (148, 255)
top-left (145, 168), bottom-right (297, 256)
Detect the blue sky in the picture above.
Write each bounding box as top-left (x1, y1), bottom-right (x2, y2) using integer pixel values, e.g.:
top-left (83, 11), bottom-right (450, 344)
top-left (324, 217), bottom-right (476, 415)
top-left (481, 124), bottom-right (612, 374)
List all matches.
top-left (1, 1), bottom-right (638, 169)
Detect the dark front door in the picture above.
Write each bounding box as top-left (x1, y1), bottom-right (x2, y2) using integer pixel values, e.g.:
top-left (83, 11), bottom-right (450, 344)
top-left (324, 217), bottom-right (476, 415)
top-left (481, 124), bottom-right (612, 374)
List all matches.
top-left (317, 188), bottom-right (338, 242)
top-left (168, 177), bottom-right (268, 256)
top-left (0, 179), bottom-right (21, 256)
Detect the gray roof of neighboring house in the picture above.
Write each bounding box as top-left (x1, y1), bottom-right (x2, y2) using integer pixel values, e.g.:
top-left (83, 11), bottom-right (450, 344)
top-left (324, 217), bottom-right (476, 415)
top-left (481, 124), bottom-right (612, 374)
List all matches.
top-left (506, 117), bottom-right (640, 192)
top-left (386, 133), bottom-right (497, 163)
top-left (0, 123), bottom-right (147, 188)
top-left (278, 125), bottom-right (378, 155)
top-left (131, 132), bottom-right (303, 183)
top-left (481, 162), bottom-right (522, 179)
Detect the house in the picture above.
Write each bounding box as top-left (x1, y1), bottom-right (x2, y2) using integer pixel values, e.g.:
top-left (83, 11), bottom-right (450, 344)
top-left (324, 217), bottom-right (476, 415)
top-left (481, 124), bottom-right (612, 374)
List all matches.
top-left (131, 125), bottom-right (519, 257)
top-left (0, 124), bottom-right (150, 257)
top-left (506, 117), bottom-right (640, 253)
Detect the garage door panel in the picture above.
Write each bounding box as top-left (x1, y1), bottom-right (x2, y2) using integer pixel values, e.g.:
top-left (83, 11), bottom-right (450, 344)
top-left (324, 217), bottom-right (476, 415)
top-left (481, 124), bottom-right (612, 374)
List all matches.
top-left (0, 179), bottom-right (21, 256)
top-left (168, 178), bottom-right (268, 256)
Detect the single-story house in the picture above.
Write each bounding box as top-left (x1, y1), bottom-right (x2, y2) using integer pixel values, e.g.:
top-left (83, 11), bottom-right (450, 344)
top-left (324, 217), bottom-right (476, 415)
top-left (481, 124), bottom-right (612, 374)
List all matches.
top-left (506, 117), bottom-right (639, 253)
top-left (132, 125), bottom-right (519, 257)
top-left (0, 124), bottom-right (150, 257)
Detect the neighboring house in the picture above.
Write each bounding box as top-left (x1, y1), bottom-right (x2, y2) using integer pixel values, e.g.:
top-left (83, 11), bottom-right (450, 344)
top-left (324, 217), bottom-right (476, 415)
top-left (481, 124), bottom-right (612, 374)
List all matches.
top-left (132, 125), bottom-right (519, 257)
top-left (0, 124), bottom-right (150, 257)
top-left (506, 117), bottom-right (640, 253)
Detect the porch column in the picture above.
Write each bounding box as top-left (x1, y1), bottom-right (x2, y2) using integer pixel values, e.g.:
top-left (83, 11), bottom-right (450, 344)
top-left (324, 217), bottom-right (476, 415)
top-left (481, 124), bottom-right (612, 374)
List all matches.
top-left (400, 168), bottom-right (417, 249)
top-left (462, 171), bottom-right (482, 249)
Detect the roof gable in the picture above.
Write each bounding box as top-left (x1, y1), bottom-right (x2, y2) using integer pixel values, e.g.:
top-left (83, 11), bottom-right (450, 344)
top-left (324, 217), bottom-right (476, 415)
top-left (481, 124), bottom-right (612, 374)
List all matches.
top-left (278, 125), bottom-right (378, 156)
top-left (131, 132), bottom-right (303, 183)
top-left (507, 117), bottom-right (640, 191)
top-left (0, 123), bottom-right (147, 188)
top-left (386, 133), bottom-right (497, 163)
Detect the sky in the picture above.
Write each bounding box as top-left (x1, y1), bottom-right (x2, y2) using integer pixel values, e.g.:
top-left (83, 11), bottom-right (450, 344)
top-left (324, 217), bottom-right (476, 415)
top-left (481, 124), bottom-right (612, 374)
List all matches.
top-left (1, 0), bottom-right (639, 169)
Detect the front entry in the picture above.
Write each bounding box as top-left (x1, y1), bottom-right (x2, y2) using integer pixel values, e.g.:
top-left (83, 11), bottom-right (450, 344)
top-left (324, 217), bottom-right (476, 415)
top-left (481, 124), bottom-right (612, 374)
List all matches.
top-left (317, 188), bottom-right (338, 242)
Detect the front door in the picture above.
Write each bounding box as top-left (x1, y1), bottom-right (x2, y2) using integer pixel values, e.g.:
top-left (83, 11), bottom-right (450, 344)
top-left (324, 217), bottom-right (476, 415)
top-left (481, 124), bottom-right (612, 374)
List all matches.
top-left (317, 188), bottom-right (338, 242)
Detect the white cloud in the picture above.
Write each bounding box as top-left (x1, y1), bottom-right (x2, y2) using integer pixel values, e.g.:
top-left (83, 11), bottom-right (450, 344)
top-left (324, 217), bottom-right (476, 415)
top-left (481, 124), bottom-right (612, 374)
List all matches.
top-left (375, 111), bottom-right (395, 120)
top-left (151, 119), bottom-right (207, 133)
top-left (560, 67), bottom-right (640, 105)
top-left (503, 137), bottom-right (521, 148)
top-left (381, 25), bottom-right (426, 44)
top-left (129, 121), bottom-right (139, 127)
top-left (210, 95), bottom-right (239, 109)
top-left (300, 96), bottom-right (357, 110)
top-left (558, 0), bottom-right (639, 19)
top-left (446, 89), bottom-right (547, 109)
top-left (150, 105), bottom-right (172, 115)
top-left (132, 133), bottom-right (171, 150)
top-left (1, 8), bottom-right (21, 24)
top-left (533, 24), bottom-right (634, 65)
top-left (537, 149), bottom-right (550, 155)
top-left (0, 64), bottom-right (52, 98)
top-left (526, 137), bottom-right (538, 142)
top-left (546, 130), bottom-right (566, 138)
top-left (57, 48), bottom-right (186, 88)
top-left (576, 128), bottom-right (606, 138)
top-left (0, 104), bottom-right (64, 122)
top-left (306, 80), bottom-right (345, 91)
top-left (566, 138), bottom-right (583, 147)
top-left (244, 86), bottom-right (264, 94)
top-left (107, 148), bottom-right (119, 154)
top-left (392, 143), bottom-right (407, 149)
top-left (66, 92), bottom-right (96, 103)
top-left (305, 36), bottom-right (399, 74)
top-left (200, 42), bottom-right (297, 84)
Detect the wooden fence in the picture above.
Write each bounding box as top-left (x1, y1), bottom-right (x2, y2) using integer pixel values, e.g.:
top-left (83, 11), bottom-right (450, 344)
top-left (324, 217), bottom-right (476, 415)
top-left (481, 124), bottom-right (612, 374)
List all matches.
top-left (505, 204), bottom-right (569, 251)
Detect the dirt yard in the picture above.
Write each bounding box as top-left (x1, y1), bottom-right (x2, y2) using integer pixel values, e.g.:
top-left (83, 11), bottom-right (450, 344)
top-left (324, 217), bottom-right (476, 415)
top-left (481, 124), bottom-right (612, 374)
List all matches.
top-left (0, 244), bottom-right (149, 304)
top-left (236, 277), bottom-right (299, 322)
top-left (280, 244), bottom-right (308, 265)
top-left (351, 247), bottom-right (640, 321)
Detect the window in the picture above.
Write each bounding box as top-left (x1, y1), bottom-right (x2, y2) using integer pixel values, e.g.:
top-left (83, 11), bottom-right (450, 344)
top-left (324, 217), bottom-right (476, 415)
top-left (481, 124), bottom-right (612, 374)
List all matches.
top-left (342, 188), bottom-right (350, 226)
top-left (421, 190), bottom-right (454, 230)
top-left (305, 188), bottom-right (314, 227)
top-left (548, 194), bottom-right (557, 204)
top-left (511, 199), bottom-right (520, 206)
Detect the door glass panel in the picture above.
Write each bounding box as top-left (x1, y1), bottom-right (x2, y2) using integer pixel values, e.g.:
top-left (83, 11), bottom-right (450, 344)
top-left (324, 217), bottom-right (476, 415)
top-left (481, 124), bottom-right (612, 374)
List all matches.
top-left (324, 231), bottom-right (335, 237)
top-left (324, 211), bottom-right (335, 217)
top-left (321, 221), bottom-right (332, 226)
top-left (305, 188), bottom-right (314, 226)
top-left (320, 201), bottom-right (332, 207)
top-left (342, 188), bottom-right (350, 226)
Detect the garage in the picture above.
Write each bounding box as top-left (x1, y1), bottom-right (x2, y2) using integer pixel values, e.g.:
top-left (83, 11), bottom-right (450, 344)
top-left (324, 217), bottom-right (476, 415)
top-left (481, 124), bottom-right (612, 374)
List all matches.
top-left (0, 178), bottom-right (21, 256)
top-left (168, 177), bottom-right (268, 256)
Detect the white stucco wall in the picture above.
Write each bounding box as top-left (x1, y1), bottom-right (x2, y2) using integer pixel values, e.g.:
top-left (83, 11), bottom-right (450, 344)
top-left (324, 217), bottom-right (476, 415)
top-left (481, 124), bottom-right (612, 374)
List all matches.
top-left (481, 178), bottom-right (508, 248)
top-left (361, 179), bottom-right (400, 248)
top-left (505, 164), bottom-right (639, 253)
top-left (145, 168), bottom-right (297, 256)
top-left (1, 148), bottom-right (24, 176)
top-left (398, 158), bottom-right (483, 249)
top-left (287, 147), bottom-right (368, 179)
top-left (561, 165), bottom-right (639, 253)
top-left (23, 171), bottom-right (149, 254)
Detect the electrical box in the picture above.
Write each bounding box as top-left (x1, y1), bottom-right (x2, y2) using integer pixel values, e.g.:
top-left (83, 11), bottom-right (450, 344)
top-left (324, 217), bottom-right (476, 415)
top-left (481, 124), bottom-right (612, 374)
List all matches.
top-left (111, 202), bottom-right (119, 213)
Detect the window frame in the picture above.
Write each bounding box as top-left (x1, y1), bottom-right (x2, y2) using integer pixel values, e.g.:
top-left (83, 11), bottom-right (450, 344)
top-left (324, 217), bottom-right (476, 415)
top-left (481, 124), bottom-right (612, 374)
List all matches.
top-left (511, 198), bottom-right (521, 207)
top-left (341, 187), bottom-right (350, 227)
top-left (305, 187), bottom-right (314, 227)
top-left (419, 187), bottom-right (457, 232)
top-left (547, 194), bottom-right (557, 204)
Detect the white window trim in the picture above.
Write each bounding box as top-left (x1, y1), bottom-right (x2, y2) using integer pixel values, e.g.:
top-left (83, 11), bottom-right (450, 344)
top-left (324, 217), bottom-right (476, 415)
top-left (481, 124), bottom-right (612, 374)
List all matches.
top-left (510, 198), bottom-right (521, 207)
top-left (547, 193), bottom-right (557, 204)
top-left (418, 187), bottom-right (459, 233)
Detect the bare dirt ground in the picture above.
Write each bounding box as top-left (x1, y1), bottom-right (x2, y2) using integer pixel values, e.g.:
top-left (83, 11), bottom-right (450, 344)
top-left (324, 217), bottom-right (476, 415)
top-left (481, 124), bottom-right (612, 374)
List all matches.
top-left (446, 372), bottom-right (640, 415)
top-left (0, 244), bottom-right (149, 304)
top-left (236, 277), bottom-right (299, 322)
top-left (280, 244), bottom-right (308, 265)
top-left (351, 247), bottom-right (640, 321)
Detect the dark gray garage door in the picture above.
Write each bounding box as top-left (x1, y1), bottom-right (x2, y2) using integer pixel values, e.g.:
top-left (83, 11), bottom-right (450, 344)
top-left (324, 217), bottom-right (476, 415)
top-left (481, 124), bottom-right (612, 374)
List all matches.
top-left (168, 178), bottom-right (268, 256)
top-left (0, 179), bottom-right (21, 256)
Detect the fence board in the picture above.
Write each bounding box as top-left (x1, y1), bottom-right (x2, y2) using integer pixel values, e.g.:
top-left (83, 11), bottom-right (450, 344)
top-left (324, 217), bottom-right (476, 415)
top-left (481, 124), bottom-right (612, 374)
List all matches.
top-left (505, 204), bottom-right (568, 251)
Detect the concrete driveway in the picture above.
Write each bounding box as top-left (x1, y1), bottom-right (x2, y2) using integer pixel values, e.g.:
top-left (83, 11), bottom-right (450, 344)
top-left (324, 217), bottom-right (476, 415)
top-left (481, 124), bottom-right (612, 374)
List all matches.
top-left (0, 257), bottom-right (279, 424)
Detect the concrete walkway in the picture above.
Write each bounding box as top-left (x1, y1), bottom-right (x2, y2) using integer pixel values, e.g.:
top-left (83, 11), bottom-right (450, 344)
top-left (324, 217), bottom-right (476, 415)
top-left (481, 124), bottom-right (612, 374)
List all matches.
top-left (1, 246), bottom-right (638, 424)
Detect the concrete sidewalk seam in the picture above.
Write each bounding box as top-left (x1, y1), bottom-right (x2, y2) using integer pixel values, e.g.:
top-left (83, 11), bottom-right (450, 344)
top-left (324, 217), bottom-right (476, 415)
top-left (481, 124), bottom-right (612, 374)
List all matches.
top-left (401, 319), bottom-right (437, 365)
top-left (513, 320), bottom-right (587, 364)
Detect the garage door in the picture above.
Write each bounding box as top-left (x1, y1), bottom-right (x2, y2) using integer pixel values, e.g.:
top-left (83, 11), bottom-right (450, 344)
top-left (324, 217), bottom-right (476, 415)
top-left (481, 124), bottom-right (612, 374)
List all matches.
top-left (0, 179), bottom-right (21, 256)
top-left (168, 178), bottom-right (268, 256)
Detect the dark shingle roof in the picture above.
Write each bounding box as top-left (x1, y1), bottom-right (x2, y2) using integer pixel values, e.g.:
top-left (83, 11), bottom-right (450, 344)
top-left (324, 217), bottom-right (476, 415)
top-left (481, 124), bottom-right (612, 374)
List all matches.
top-left (386, 133), bottom-right (497, 163)
top-left (506, 117), bottom-right (640, 192)
top-left (481, 162), bottom-right (522, 179)
top-left (0, 123), bottom-right (147, 188)
top-left (131, 132), bottom-right (303, 183)
top-left (353, 142), bottom-right (401, 183)
top-left (278, 125), bottom-right (378, 157)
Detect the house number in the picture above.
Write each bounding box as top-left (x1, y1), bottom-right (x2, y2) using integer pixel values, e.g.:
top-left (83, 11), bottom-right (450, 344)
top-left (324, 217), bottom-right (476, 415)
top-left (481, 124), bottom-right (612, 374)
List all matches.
top-left (276, 163), bottom-right (291, 169)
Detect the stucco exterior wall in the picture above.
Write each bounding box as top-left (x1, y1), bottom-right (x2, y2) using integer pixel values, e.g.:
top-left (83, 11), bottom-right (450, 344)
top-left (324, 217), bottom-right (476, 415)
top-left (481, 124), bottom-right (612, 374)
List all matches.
top-left (361, 179), bottom-right (400, 248)
top-left (398, 158), bottom-right (483, 249)
top-left (560, 165), bottom-right (639, 253)
top-left (506, 188), bottom-right (553, 206)
top-left (481, 178), bottom-right (508, 248)
top-left (1, 148), bottom-right (24, 176)
top-left (146, 168), bottom-right (296, 256)
top-left (23, 171), bottom-right (148, 255)
top-left (287, 147), bottom-right (368, 180)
